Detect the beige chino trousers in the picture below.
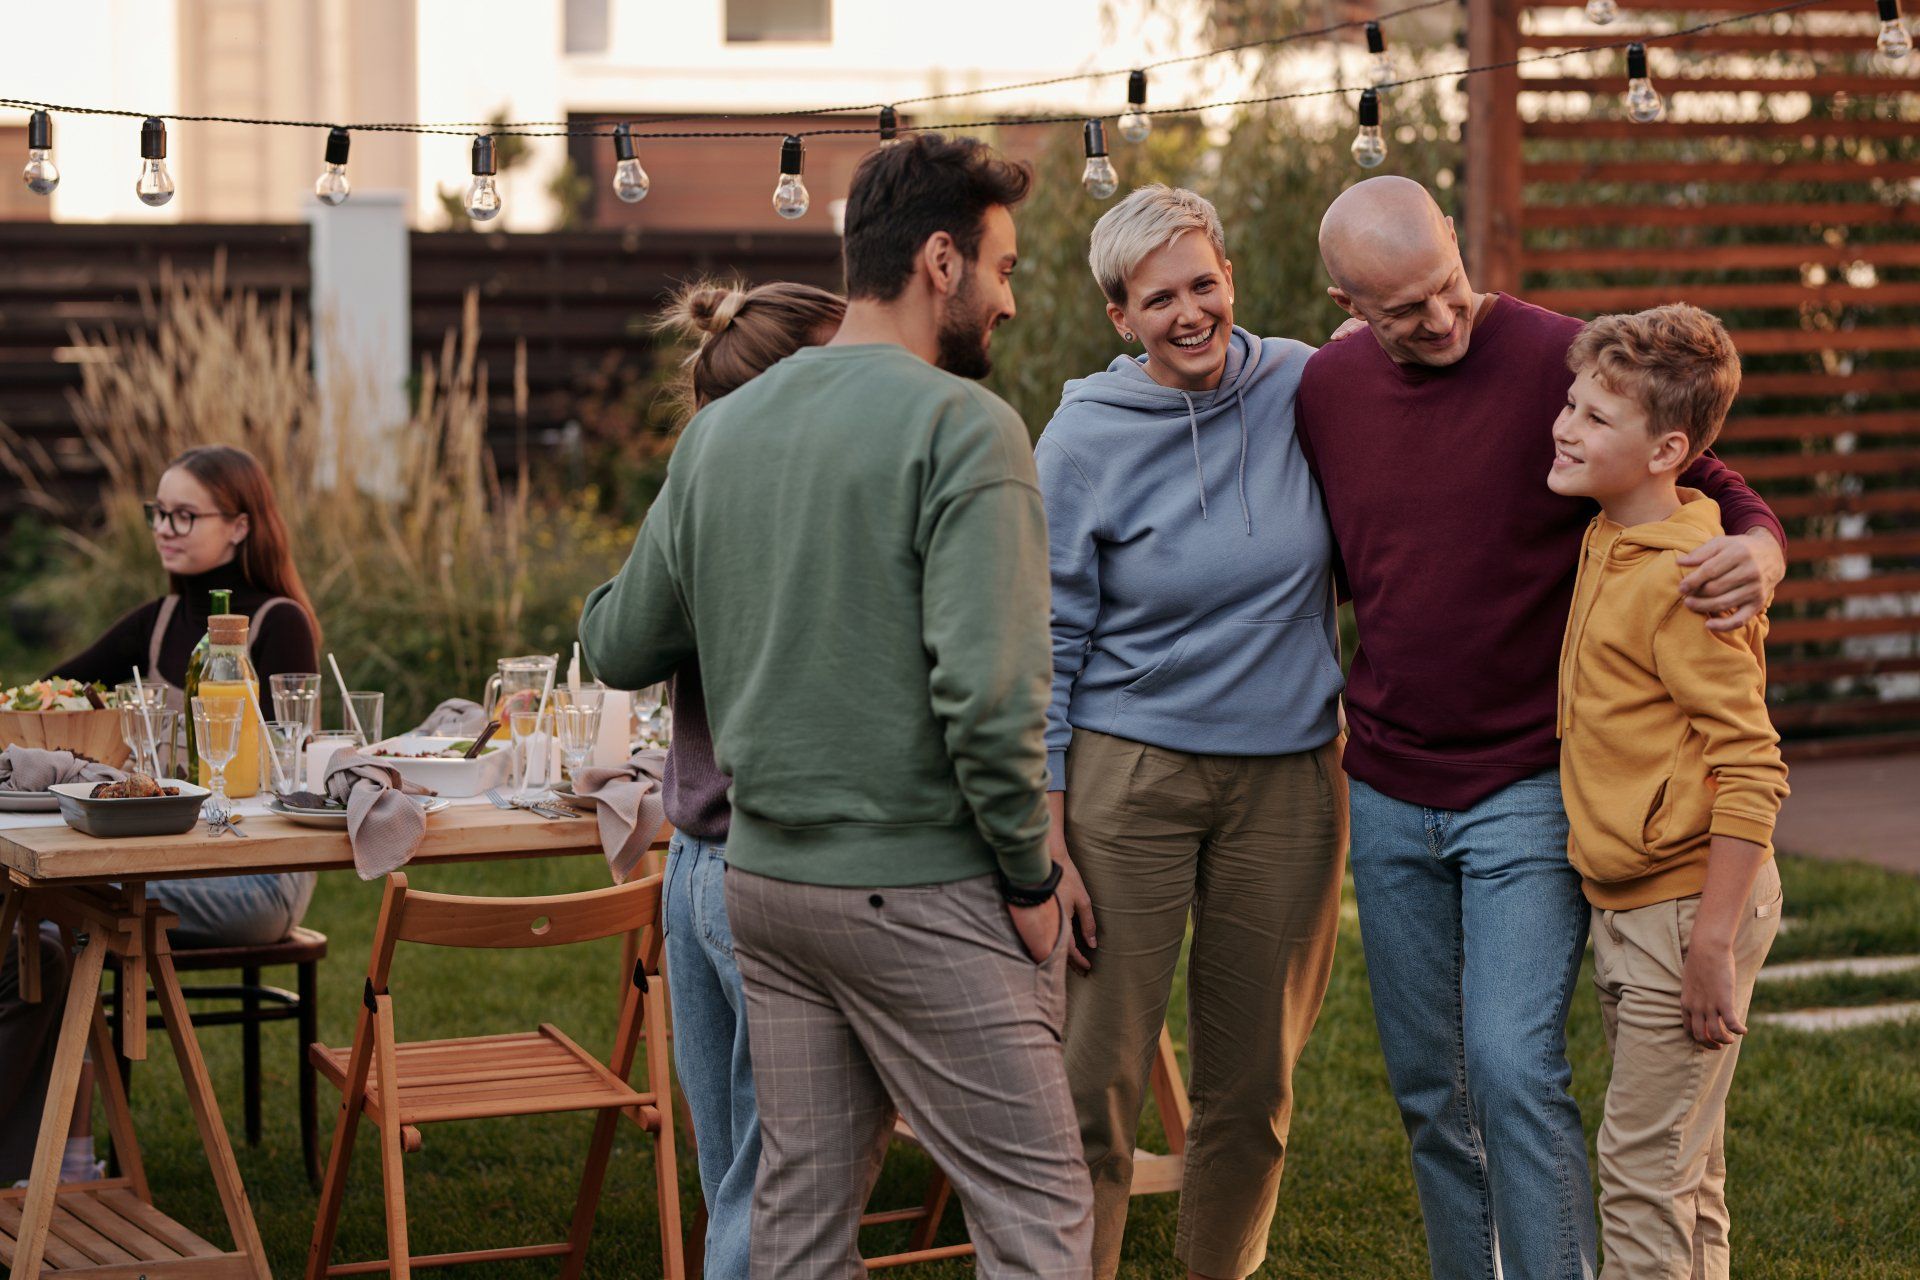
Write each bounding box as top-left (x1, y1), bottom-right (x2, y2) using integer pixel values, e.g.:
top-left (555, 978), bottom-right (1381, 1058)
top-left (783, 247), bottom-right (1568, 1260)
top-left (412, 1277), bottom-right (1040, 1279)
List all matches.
top-left (1592, 859), bottom-right (1783, 1280)
top-left (1062, 729), bottom-right (1346, 1280)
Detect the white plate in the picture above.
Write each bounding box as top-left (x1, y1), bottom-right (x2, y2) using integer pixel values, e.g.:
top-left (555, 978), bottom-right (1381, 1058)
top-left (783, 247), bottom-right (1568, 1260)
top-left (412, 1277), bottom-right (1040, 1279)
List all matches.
top-left (0, 791), bottom-right (61, 812)
top-left (265, 796), bottom-right (450, 828)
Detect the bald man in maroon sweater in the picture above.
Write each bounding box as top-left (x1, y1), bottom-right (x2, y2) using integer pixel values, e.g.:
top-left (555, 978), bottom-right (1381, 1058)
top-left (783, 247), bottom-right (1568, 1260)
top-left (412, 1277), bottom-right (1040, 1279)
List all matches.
top-left (1294, 177), bottom-right (1784, 1280)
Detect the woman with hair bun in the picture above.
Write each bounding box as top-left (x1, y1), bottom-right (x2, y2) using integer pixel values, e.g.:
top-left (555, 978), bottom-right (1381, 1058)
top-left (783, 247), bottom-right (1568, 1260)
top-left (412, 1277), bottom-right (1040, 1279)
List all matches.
top-left (644, 277), bottom-right (844, 1280)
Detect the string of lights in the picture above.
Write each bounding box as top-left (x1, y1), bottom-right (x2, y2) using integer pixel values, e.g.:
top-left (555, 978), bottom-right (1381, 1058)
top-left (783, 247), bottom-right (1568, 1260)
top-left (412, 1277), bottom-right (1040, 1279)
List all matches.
top-left (1, 0), bottom-right (1907, 219)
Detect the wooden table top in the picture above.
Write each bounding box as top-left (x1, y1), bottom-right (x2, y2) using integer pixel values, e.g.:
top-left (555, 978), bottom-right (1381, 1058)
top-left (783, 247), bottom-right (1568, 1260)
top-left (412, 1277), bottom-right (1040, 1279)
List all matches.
top-left (0, 804), bottom-right (669, 886)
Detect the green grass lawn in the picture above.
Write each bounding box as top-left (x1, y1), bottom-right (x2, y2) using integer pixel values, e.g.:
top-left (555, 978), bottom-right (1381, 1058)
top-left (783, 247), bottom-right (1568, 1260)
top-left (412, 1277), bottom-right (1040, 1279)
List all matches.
top-left (95, 852), bottom-right (1920, 1277)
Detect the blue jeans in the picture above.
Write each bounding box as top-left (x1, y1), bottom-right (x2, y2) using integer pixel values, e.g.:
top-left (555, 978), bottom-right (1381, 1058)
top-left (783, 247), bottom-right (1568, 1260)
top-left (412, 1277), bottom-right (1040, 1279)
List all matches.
top-left (149, 873), bottom-right (316, 948)
top-left (663, 833), bottom-right (757, 1280)
top-left (1349, 770), bottom-right (1596, 1280)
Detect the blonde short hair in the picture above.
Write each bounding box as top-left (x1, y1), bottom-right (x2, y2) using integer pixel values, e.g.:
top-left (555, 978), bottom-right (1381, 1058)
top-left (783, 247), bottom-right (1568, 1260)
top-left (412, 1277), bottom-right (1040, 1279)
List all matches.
top-left (1088, 184), bottom-right (1227, 306)
top-left (1567, 304), bottom-right (1741, 463)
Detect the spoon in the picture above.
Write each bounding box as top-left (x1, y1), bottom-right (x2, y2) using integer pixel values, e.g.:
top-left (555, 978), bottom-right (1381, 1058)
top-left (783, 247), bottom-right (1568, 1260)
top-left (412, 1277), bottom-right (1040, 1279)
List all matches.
top-left (464, 720), bottom-right (502, 759)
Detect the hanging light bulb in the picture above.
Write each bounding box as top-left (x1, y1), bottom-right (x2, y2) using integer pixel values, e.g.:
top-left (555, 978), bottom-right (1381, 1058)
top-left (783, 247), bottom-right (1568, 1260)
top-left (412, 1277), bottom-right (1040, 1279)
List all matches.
top-left (773, 135), bottom-right (809, 219)
top-left (1081, 120), bottom-right (1119, 199)
top-left (1877, 0), bottom-right (1913, 59)
top-left (1624, 43), bottom-right (1665, 123)
top-left (465, 135), bottom-right (502, 221)
top-left (612, 122), bottom-right (651, 203)
top-left (878, 105), bottom-right (901, 147)
top-left (1119, 70), bottom-right (1151, 142)
top-left (22, 109), bottom-right (58, 195)
top-left (135, 117), bottom-right (175, 207)
top-left (1585, 0), bottom-right (1619, 24)
top-left (1351, 89), bottom-right (1387, 168)
top-left (314, 127), bottom-right (351, 206)
top-left (1365, 23), bottom-right (1396, 87)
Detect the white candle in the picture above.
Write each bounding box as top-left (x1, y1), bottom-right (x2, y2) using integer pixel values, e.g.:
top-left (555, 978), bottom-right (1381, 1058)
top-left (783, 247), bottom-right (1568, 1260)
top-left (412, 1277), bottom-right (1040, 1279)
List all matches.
top-left (594, 689), bottom-right (632, 767)
top-left (306, 733), bottom-right (357, 793)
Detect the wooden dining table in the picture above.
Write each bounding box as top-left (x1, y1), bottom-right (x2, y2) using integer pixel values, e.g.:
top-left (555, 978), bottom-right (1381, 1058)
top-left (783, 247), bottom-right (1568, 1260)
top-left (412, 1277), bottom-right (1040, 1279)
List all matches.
top-left (0, 799), bottom-right (669, 1280)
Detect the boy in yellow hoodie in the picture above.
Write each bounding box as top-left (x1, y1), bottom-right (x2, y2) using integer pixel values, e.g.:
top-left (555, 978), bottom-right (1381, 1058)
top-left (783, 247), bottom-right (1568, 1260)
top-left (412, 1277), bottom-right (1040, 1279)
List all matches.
top-left (1547, 303), bottom-right (1790, 1280)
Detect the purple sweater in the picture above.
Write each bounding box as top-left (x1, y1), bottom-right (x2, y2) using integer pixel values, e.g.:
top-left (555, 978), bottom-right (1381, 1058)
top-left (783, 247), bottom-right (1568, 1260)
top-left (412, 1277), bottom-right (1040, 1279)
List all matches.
top-left (663, 663), bottom-right (731, 842)
top-left (1294, 294), bottom-right (1784, 812)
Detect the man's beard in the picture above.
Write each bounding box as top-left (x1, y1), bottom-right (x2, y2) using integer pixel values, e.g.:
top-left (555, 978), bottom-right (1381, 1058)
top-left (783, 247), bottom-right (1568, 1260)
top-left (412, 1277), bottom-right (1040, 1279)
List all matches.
top-left (934, 271), bottom-right (995, 380)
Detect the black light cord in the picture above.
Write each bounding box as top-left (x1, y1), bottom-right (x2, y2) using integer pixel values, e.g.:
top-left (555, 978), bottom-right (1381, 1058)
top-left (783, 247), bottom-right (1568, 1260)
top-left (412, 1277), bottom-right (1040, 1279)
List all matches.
top-left (0, 0), bottom-right (1847, 145)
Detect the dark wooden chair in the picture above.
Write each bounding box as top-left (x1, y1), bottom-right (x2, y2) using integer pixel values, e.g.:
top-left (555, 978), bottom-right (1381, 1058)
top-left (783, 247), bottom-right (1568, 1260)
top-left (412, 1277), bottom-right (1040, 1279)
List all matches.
top-left (107, 924), bottom-right (329, 1186)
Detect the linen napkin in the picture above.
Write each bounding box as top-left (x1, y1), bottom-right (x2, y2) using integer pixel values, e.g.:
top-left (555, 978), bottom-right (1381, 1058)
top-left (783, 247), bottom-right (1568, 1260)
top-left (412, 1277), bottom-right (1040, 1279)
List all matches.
top-left (411, 698), bottom-right (490, 738)
top-left (0, 745), bottom-right (124, 793)
top-left (324, 751), bottom-right (437, 880)
top-left (570, 748), bottom-right (669, 884)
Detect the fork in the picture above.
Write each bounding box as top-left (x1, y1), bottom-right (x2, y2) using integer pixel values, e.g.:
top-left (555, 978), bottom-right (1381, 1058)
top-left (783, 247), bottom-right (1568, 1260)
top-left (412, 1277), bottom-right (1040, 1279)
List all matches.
top-left (486, 787), bottom-right (570, 820)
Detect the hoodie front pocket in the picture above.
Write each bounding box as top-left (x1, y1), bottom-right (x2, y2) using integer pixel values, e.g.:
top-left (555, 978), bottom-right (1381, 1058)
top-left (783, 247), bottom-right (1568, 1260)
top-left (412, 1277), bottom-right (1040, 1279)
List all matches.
top-left (1640, 775), bottom-right (1672, 853)
top-left (1117, 613), bottom-right (1344, 726)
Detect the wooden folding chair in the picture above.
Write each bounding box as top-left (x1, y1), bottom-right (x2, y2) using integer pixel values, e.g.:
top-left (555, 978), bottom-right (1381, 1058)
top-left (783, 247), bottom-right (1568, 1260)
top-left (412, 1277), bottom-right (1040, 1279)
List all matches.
top-left (304, 872), bottom-right (684, 1280)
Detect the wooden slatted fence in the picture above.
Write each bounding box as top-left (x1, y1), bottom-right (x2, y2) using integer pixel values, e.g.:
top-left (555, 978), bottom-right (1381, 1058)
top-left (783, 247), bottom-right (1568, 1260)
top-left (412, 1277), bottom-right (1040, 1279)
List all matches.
top-left (1467, 0), bottom-right (1920, 756)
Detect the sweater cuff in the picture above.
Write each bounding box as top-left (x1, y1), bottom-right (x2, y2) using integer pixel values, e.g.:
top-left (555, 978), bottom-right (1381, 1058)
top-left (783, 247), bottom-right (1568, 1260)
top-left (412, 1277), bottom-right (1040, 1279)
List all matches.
top-left (1732, 511), bottom-right (1787, 552)
top-left (1710, 809), bottom-right (1777, 848)
top-left (996, 840), bottom-right (1053, 887)
top-left (1046, 749), bottom-right (1068, 793)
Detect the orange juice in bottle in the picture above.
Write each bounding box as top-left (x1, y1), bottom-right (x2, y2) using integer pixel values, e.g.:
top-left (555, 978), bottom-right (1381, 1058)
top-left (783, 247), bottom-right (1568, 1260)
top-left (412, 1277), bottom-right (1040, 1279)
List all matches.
top-left (194, 615), bottom-right (265, 797)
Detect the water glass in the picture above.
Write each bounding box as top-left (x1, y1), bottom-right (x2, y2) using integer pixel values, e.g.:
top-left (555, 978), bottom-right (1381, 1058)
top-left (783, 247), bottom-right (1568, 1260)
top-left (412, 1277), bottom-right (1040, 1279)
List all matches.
top-left (510, 710), bottom-right (555, 799)
top-left (344, 692), bottom-right (384, 747)
top-left (554, 703), bottom-right (602, 789)
top-left (261, 721), bottom-right (306, 797)
top-left (631, 683), bottom-right (670, 750)
top-left (121, 706), bottom-right (178, 779)
top-left (269, 673), bottom-right (322, 736)
top-left (191, 696), bottom-right (243, 820)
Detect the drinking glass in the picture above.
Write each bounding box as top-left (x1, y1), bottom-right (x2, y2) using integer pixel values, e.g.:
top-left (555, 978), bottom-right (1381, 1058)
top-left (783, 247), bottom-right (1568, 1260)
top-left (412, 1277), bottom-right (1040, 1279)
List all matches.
top-left (553, 681), bottom-right (606, 713)
top-left (120, 706), bottom-right (177, 779)
top-left (261, 721), bottom-right (306, 797)
top-left (554, 703), bottom-right (602, 791)
top-left (510, 710), bottom-right (554, 799)
top-left (269, 673), bottom-right (322, 737)
top-left (116, 682), bottom-right (169, 761)
top-left (191, 696), bottom-right (244, 820)
top-left (344, 692), bottom-right (384, 748)
top-left (631, 683), bottom-right (670, 749)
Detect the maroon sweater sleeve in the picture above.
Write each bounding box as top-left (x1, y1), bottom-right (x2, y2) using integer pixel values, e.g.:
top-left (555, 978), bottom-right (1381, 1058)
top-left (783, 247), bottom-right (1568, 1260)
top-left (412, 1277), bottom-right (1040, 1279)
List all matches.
top-left (1680, 450), bottom-right (1785, 547)
top-left (1291, 385), bottom-right (1353, 604)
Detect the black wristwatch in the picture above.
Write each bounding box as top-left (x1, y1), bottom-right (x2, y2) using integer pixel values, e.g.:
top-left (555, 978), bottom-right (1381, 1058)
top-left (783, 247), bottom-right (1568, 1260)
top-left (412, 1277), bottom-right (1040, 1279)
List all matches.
top-left (995, 862), bottom-right (1063, 907)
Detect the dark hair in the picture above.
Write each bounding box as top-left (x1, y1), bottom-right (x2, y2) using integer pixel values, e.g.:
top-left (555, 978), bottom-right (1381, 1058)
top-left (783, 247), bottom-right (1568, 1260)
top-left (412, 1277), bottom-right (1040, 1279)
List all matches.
top-left (654, 278), bottom-right (846, 418)
top-left (167, 445), bottom-right (322, 651)
top-left (841, 133), bottom-right (1033, 302)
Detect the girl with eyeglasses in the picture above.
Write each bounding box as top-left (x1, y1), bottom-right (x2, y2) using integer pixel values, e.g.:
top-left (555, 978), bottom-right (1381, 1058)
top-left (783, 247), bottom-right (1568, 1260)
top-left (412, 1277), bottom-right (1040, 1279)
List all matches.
top-left (46, 444), bottom-right (323, 946)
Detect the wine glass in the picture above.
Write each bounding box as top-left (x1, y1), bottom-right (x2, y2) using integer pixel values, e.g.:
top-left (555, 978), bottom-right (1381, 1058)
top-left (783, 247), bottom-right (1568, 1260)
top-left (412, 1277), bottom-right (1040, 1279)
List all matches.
top-left (555, 703), bottom-right (603, 792)
top-left (191, 695), bottom-right (244, 821)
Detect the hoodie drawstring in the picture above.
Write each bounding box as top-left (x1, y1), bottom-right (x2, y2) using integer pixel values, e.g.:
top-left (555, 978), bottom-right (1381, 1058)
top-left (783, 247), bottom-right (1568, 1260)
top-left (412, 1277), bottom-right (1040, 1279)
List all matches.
top-left (1180, 389), bottom-right (1255, 536)
top-left (1181, 391), bottom-right (1209, 522)
top-left (1234, 389), bottom-right (1252, 536)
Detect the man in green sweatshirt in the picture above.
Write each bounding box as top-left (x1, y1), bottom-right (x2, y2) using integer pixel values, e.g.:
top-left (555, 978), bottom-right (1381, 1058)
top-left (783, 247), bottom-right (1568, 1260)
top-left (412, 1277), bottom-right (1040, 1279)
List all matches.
top-left (580, 133), bottom-right (1090, 1277)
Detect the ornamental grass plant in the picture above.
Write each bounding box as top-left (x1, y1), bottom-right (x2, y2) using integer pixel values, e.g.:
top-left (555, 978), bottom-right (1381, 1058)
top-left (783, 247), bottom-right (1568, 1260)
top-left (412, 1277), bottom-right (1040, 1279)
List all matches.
top-left (3, 264), bottom-right (633, 729)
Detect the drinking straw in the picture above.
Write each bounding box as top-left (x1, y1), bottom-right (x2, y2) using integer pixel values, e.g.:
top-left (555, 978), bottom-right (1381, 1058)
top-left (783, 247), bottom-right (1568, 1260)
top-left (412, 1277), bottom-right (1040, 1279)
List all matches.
top-left (533, 654), bottom-right (558, 725)
top-left (239, 680), bottom-right (286, 794)
top-left (327, 652), bottom-right (368, 746)
top-left (129, 666), bottom-right (160, 774)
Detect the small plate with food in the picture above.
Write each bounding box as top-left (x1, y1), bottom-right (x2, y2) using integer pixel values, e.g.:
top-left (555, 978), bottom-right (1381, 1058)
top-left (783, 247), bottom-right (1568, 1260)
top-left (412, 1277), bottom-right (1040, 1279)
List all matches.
top-left (50, 774), bottom-right (208, 838)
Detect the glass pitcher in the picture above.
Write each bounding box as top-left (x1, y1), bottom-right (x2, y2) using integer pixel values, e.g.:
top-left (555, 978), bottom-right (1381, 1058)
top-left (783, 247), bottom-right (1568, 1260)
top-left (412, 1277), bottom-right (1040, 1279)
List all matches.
top-left (483, 655), bottom-right (558, 739)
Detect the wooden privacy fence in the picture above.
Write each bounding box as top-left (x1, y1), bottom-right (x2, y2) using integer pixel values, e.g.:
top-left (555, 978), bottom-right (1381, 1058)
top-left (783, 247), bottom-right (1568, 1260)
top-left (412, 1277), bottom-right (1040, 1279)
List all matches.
top-left (0, 223), bottom-right (842, 510)
top-left (1467, 0), bottom-right (1920, 755)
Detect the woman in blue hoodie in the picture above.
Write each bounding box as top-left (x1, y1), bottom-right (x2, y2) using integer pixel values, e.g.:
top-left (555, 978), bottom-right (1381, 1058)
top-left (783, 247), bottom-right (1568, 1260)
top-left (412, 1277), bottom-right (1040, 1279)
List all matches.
top-left (1037, 185), bottom-right (1346, 1280)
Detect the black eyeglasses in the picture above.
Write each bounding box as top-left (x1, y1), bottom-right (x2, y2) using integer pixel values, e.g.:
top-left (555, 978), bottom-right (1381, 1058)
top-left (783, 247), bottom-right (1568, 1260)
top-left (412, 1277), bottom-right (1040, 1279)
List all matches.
top-left (143, 502), bottom-right (236, 537)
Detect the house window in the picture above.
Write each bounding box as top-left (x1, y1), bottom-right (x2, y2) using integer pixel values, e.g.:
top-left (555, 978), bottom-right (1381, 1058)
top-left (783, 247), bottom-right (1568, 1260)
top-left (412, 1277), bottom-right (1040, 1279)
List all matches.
top-left (726, 0), bottom-right (831, 43)
top-left (565, 0), bottom-right (610, 53)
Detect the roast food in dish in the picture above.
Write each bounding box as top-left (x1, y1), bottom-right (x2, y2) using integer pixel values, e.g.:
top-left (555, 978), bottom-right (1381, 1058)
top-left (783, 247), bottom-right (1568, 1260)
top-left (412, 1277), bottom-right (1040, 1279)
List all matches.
top-left (89, 771), bottom-right (182, 799)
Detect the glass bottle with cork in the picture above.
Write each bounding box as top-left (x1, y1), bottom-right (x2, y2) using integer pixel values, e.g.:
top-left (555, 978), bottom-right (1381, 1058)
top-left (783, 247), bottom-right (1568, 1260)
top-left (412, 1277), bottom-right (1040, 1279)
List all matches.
top-left (194, 612), bottom-right (266, 797)
top-left (181, 588), bottom-right (232, 779)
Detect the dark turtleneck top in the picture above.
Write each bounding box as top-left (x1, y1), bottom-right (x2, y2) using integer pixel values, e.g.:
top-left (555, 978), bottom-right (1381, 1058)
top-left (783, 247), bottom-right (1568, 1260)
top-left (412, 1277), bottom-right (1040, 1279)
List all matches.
top-left (46, 560), bottom-right (319, 690)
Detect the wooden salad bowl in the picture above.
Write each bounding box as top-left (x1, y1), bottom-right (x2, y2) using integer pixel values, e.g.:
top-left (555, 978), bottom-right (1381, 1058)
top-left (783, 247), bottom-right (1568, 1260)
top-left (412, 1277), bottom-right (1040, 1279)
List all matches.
top-left (0, 708), bottom-right (134, 769)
